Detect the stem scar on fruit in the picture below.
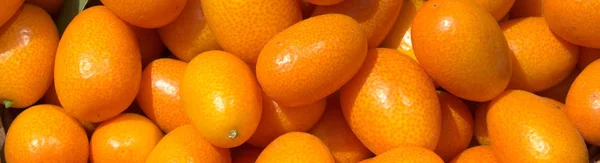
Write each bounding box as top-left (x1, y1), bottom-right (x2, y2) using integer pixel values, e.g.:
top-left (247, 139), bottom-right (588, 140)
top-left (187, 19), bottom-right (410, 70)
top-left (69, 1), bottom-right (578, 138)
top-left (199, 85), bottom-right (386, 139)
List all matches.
top-left (3, 100), bottom-right (13, 109)
top-left (228, 129), bottom-right (238, 139)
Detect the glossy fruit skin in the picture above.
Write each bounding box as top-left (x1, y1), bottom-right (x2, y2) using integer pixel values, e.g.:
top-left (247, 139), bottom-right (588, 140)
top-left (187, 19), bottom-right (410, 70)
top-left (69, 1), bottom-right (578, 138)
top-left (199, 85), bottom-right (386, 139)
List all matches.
top-left (158, 0), bottom-right (220, 62)
top-left (565, 60), bottom-right (600, 146)
top-left (509, 0), bottom-right (542, 18)
top-left (146, 125), bottom-right (231, 163)
top-left (341, 48), bottom-right (440, 154)
top-left (500, 17), bottom-right (579, 92)
top-left (544, 0), bottom-right (600, 48)
top-left (201, 0), bottom-right (302, 64)
top-left (90, 113), bottom-right (163, 163)
top-left (0, 4), bottom-right (58, 109)
top-left (0, 0), bottom-right (22, 26)
top-left (472, 0), bottom-right (515, 20)
top-left (25, 0), bottom-right (64, 15)
top-left (257, 14), bottom-right (367, 107)
top-left (256, 132), bottom-right (335, 163)
top-left (130, 26), bottom-right (164, 67)
top-left (309, 95), bottom-right (373, 163)
top-left (434, 91), bottom-right (473, 161)
top-left (578, 47), bottom-right (600, 70)
top-left (537, 68), bottom-right (581, 102)
top-left (412, 0), bottom-right (512, 102)
top-left (359, 146), bottom-right (444, 163)
top-left (488, 90), bottom-right (588, 163)
top-left (313, 0), bottom-right (403, 48)
top-left (4, 105), bottom-right (89, 163)
top-left (100, 0), bottom-right (186, 28)
top-left (305, 0), bottom-right (344, 5)
top-left (54, 6), bottom-right (141, 122)
top-left (544, 97), bottom-right (565, 110)
top-left (136, 58), bottom-right (189, 133)
top-left (182, 50), bottom-right (262, 148)
top-left (473, 102), bottom-right (490, 145)
top-left (247, 95), bottom-right (326, 147)
top-left (450, 146), bottom-right (498, 163)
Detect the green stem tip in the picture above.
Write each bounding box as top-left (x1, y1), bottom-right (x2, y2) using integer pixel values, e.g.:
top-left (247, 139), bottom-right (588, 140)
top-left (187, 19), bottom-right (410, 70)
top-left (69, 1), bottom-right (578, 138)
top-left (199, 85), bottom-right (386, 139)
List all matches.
top-left (228, 129), bottom-right (238, 139)
top-left (3, 100), bottom-right (13, 109)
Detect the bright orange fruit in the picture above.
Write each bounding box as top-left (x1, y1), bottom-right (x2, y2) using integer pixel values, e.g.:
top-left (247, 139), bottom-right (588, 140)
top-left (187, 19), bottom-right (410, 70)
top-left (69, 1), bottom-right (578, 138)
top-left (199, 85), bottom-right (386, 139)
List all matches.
top-left (90, 113), bottom-right (163, 163)
top-left (471, 0), bottom-right (515, 21)
top-left (158, 0), bottom-right (221, 62)
top-left (578, 47), bottom-right (600, 70)
top-left (130, 25), bottom-right (164, 67)
top-left (100, 0), bottom-right (186, 28)
top-left (537, 68), bottom-right (581, 103)
top-left (40, 82), bottom-right (61, 106)
top-left (450, 146), bottom-right (498, 163)
top-left (309, 95), bottom-right (373, 163)
top-left (380, 0), bottom-right (426, 56)
top-left (256, 132), bottom-right (335, 163)
top-left (412, 0), bottom-right (512, 102)
top-left (136, 58), bottom-right (189, 133)
top-left (544, 97), bottom-right (565, 110)
top-left (146, 124), bottom-right (231, 163)
top-left (434, 91), bottom-right (473, 161)
top-left (201, 0), bottom-right (302, 64)
top-left (508, 0), bottom-right (542, 18)
top-left (0, 0), bottom-right (22, 26)
top-left (256, 14), bottom-right (367, 107)
top-left (25, 0), bottom-right (64, 15)
top-left (360, 146), bottom-right (444, 163)
top-left (181, 50), bottom-right (262, 148)
top-left (247, 95), bottom-right (326, 147)
top-left (340, 48), bottom-right (440, 154)
top-left (565, 59), bottom-right (600, 146)
top-left (0, 4), bottom-right (58, 109)
top-left (313, 0), bottom-right (403, 48)
top-left (488, 90), bottom-right (588, 162)
top-left (54, 6), bottom-right (141, 122)
top-left (543, 0), bottom-right (600, 48)
top-left (500, 17), bottom-right (579, 92)
top-left (473, 102), bottom-right (490, 145)
top-left (4, 105), bottom-right (89, 163)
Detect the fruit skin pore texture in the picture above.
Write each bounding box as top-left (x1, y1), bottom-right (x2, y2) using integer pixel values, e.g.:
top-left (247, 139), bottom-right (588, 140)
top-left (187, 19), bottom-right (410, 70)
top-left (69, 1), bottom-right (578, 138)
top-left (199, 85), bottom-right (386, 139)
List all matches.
top-left (256, 132), bottom-right (335, 163)
top-left (146, 125), bottom-right (232, 163)
top-left (0, 4), bottom-right (59, 109)
top-left (100, 0), bottom-right (186, 28)
top-left (543, 0), bottom-right (600, 48)
top-left (182, 50), bottom-right (262, 148)
top-left (565, 59), bottom-right (600, 146)
top-left (412, 0), bottom-right (512, 102)
top-left (54, 6), bottom-right (142, 122)
top-left (247, 95), bottom-right (326, 148)
top-left (312, 0), bottom-right (404, 48)
top-left (4, 105), bottom-right (89, 163)
top-left (487, 90), bottom-right (588, 163)
top-left (341, 48), bottom-right (440, 154)
top-left (257, 14), bottom-right (367, 107)
top-left (309, 95), bottom-right (373, 163)
top-left (136, 58), bottom-right (190, 133)
top-left (158, 0), bottom-right (221, 62)
top-left (90, 113), bottom-right (164, 163)
top-left (501, 17), bottom-right (579, 93)
top-left (201, 0), bottom-right (302, 64)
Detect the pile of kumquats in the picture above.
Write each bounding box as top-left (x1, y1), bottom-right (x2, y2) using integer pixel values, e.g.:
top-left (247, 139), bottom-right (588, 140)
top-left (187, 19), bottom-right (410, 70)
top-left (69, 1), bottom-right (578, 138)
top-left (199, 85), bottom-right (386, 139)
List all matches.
top-left (2, 0), bottom-right (600, 162)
